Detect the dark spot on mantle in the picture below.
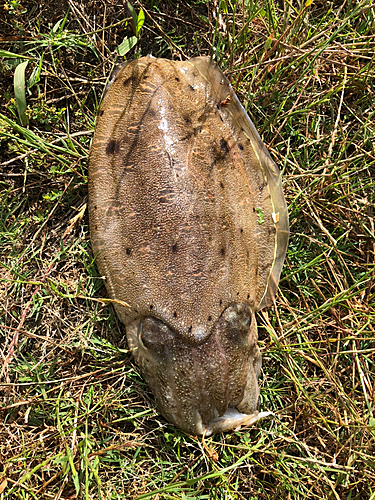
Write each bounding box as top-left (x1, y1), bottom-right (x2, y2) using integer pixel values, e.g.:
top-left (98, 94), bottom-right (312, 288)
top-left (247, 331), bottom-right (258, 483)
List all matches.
top-left (126, 248), bottom-right (132, 255)
top-left (106, 139), bottom-right (120, 155)
top-left (188, 84), bottom-right (195, 91)
top-left (220, 138), bottom-right (229, 153)
top-left (122, 76), bottom-right (132, 87)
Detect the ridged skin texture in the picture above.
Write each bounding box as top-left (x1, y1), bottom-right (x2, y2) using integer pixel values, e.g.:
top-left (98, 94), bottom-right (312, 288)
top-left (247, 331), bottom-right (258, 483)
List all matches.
top-left (126, 303), bottom-right (261, 435)
top-left (88, 56), bottom-right (289, 435)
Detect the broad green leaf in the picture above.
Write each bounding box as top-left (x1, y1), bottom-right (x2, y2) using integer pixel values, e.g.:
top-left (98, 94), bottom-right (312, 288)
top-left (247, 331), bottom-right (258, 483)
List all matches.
top-left (52, 18), bottom-right (64, 33)
top-left (265, 36), bottom-right (273, 50)
top-left (0, 50), bottom-right (29, 59)
top-left (136, 8), bottom-right (145, 37)
top-left (14, 60), bottom-right (29, 126)
top-left (117, 36), bottom-right (138, 56)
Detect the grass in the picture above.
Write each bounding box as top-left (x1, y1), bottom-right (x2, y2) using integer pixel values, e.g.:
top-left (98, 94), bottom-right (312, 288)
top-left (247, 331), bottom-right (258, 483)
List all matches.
top-left (0, 0), bottom-right (374, 498)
